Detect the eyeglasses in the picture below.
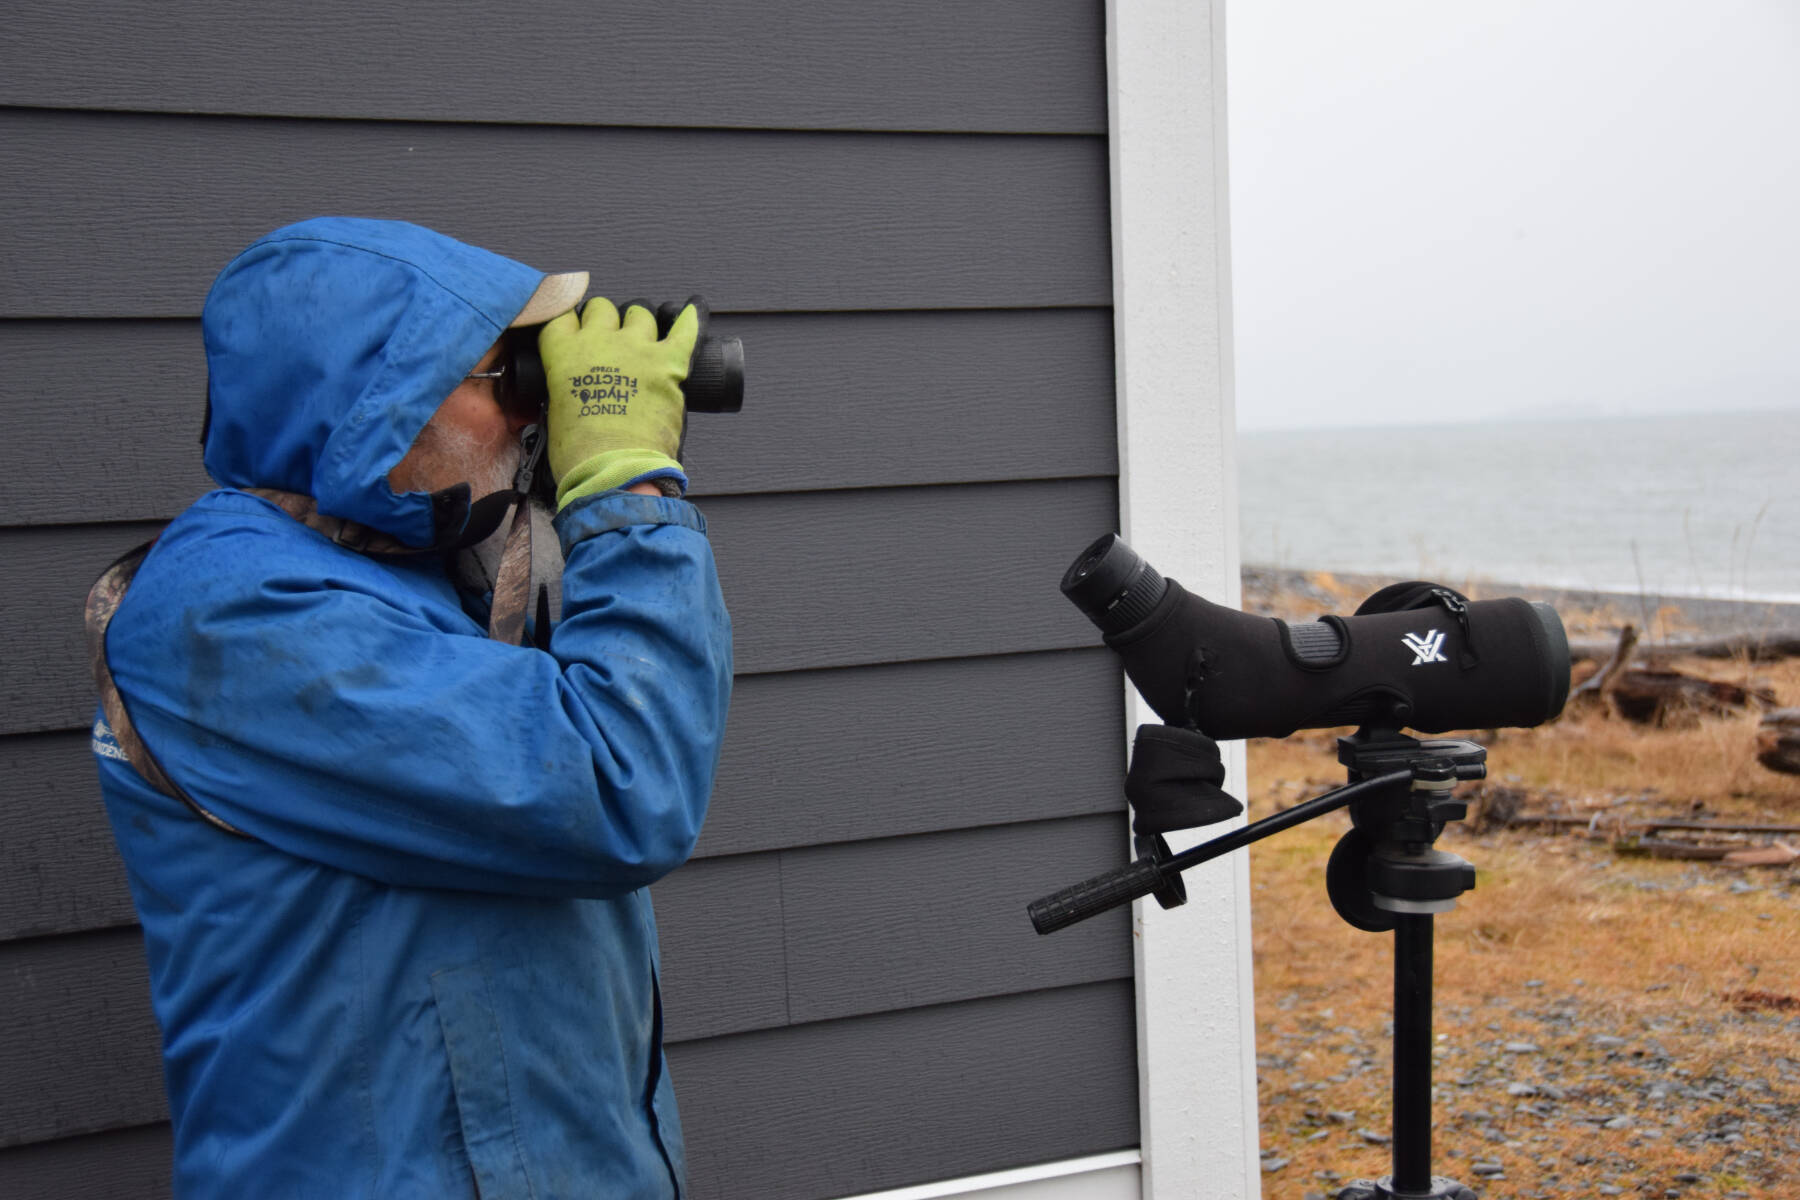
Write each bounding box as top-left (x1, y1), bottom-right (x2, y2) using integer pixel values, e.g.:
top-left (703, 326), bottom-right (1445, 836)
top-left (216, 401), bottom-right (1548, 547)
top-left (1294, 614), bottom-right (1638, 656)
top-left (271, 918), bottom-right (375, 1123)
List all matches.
top-left (465, 361), bottom-right (532, 419)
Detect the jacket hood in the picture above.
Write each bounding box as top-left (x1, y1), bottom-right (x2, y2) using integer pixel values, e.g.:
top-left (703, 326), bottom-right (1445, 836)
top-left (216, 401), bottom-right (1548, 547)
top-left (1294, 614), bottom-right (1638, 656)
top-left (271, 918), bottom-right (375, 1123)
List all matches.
top-left (201, 218), bottom-right (551, 547)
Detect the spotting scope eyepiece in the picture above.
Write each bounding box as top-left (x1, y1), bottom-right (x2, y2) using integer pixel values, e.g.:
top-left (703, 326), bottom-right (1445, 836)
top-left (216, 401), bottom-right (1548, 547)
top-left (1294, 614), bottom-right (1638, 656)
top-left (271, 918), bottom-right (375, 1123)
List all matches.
top-left (1061, 534), bottom-right (1170, 637)
top-left (1063, 534), bottom-right (1570, 740)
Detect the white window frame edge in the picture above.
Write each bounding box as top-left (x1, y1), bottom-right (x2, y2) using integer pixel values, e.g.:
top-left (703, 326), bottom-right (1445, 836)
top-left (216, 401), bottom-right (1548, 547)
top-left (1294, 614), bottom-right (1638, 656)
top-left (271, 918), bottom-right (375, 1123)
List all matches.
top-left (1108, 1), bottom-right (1263, 1198)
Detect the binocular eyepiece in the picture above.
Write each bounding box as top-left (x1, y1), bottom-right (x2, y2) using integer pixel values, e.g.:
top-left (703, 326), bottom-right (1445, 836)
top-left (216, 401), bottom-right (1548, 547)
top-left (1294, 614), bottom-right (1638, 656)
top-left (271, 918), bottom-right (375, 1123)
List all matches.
top-left (1063, 534), bottom-right (1570, 740)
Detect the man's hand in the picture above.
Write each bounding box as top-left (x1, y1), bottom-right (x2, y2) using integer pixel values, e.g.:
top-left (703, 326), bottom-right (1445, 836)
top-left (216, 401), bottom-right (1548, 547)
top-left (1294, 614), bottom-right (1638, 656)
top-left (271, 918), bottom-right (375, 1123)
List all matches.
top-left (538, 297), bottom-right (700, 509)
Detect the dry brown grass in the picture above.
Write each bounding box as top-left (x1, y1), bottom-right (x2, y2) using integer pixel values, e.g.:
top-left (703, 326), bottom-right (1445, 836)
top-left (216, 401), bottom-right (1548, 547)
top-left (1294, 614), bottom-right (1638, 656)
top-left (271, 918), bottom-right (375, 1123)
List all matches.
top-left (1497, 657), bottom-right (1800, 820)
top-left (1247, 659), bottom-right (1800, 1198)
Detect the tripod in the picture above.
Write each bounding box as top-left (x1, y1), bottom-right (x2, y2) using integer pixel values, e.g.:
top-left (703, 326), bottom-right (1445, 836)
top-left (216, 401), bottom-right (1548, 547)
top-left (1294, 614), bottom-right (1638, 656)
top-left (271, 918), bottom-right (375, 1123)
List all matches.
top-left (1324, 730), bottom-right (1485, 1200)
top-left (1028, 727), bottom-right (1491, 1200)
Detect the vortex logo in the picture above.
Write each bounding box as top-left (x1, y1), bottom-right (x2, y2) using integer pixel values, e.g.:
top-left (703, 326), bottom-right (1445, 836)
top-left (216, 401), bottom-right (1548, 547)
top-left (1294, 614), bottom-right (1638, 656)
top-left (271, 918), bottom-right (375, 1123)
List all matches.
top-left (1403, 629), bottom-right (1448, 666)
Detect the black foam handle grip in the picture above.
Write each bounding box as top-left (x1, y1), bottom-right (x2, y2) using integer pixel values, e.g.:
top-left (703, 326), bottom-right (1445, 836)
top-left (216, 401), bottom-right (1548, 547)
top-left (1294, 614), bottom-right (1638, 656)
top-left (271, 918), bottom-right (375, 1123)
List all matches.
top-left (1029, 857), bottom-right (1166, 934)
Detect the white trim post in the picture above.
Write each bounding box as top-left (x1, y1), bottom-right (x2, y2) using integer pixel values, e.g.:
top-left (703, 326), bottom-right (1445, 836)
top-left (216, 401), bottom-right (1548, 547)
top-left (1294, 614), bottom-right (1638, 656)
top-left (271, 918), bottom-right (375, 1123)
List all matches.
top-left (1105, 1), bottom-right (1261, 1197)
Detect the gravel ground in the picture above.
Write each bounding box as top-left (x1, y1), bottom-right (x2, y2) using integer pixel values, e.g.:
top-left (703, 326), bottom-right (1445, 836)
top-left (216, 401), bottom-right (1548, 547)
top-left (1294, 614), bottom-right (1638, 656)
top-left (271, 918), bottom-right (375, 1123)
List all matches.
top-left (1263, 1008), bottom-right (1800, 1200)
top-left (1253, 833), bottom-right (1800, 1200)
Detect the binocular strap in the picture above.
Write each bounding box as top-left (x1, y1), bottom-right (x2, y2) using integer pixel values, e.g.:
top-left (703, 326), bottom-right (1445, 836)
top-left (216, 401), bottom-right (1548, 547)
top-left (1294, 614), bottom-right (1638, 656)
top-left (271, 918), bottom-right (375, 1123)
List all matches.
top-left (242, 487), bottom-right (537, 646)
top-left (84, 487), bottom-right (543, 837)
top-left (242, 487), bottom-right (423, 556)
top-left (85, 538), bottom-right (250, 838)
top-left (485, 495), bottom-right (537, 647)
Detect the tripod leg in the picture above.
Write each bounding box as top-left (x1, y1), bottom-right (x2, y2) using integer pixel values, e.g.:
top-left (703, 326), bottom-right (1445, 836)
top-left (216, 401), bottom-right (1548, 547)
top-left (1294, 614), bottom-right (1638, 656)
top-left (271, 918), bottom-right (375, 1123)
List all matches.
top-left (1338, 912), bottom-right (1477, 1200)
top-left (1392, 914), bottom-right (1434, 1192)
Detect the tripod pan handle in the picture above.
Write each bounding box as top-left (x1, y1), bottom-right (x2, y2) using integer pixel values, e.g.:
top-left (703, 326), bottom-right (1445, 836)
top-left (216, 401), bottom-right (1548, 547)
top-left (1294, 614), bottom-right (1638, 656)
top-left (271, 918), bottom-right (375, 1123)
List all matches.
top-left (1029, 857), bottom-right (1165, 934)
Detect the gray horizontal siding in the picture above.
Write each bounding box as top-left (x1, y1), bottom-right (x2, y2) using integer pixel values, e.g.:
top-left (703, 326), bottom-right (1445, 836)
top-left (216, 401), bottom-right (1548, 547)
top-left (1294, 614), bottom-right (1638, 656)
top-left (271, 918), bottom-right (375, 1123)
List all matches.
top-left (673, 982), bottom-right (1139, 1199)
top-left (1, 479), bottom-right (1116, 736)
top-left (2, 309), bottom-right (1116, 526)
top-left (0, 1124), bottom-right (173, 1200)
top-left (669, 817), bottom-right (1134, 1039)
top-left (773, 819), bottom-right (1130, 1025)
top-left (1, 111), bottom-right (1110, 319)
top-left (3, 651), bottom-right (1123, 942)
top-left (0, 981), bottom-right (1136, 1200)
top-left (0, 930), bottom-right (167, 1146)
top-left (4, 650), bottom-right (1124, 942)
top-left (0, 733), bottom-right (132, 941)
top-left (0, 521), bottom-right (162, 736)
top-left (704, 480), bottom-right (1112, 670)
top-left (696, 649), bottom-right (1124, 857)
top-left (4, 11), bottom-right (1129, 1187)
top-left (2, 816), bottom-right (1131, 1147)
top-left (0, 0), bottom-right (1105, 135)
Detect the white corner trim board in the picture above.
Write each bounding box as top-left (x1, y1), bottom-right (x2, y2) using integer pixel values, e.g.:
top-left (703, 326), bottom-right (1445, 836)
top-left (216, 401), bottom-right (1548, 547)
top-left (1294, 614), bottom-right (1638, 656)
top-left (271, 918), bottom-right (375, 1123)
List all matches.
top-left (1106, 0), bottom-right (1262, 1199)
top-left (832, 1151), bottom-right (1142, 1200)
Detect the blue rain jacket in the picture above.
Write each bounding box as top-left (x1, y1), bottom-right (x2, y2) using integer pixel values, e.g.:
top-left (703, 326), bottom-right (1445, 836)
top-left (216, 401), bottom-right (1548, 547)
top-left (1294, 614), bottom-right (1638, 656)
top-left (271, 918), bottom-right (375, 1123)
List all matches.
top-left (91, 219), bottom-right (732, 1199)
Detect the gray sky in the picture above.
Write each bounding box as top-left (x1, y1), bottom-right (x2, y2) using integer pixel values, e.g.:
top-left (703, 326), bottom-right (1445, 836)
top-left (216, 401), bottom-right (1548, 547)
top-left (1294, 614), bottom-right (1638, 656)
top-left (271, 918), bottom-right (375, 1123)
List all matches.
top-left (1228, 1), bottom-right (1800, 431)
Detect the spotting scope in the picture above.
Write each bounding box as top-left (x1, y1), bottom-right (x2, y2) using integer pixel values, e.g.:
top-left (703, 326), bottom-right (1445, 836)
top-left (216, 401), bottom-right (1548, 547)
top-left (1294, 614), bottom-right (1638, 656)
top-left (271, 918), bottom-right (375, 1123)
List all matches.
top-left (1061, 534), bottom-right (1570, 739)
top-left (1038, 536), bottom-right (1574, 1198)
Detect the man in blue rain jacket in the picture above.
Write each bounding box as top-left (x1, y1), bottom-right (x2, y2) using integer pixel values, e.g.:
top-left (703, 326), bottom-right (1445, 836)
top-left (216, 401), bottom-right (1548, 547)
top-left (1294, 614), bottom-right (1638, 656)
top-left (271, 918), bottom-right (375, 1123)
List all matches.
top-left (89, 218), bottom-right (733, 1198)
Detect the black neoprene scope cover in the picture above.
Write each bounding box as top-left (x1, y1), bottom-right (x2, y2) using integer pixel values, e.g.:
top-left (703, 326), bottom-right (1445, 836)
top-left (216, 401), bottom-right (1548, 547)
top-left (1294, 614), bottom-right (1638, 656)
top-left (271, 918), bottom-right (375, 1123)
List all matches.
top-left (1060, 534), bottom-right (1571, 740)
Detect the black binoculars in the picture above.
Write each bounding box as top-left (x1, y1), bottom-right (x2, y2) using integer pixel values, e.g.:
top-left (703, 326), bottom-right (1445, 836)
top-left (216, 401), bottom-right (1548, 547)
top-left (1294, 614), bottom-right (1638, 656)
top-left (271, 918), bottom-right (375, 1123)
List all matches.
top-left (500, 296), bottom-right (745, 420)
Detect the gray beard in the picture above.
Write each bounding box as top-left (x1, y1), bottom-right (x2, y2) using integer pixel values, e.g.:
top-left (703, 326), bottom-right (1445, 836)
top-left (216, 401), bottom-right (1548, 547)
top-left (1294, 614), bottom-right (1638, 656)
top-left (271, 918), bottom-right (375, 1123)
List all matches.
top-left (421, 420), bottom-right (522, 504)
top-left (418, 427), bottom-right (564, 615)
top-left (414, 420), bottom-right (522, 596)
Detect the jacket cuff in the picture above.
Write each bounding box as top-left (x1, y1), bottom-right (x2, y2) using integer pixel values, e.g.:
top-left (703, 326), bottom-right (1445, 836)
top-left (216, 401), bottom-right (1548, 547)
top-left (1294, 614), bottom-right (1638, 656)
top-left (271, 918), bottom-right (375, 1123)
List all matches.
top-left (553, 489), bottom-right (708, 555)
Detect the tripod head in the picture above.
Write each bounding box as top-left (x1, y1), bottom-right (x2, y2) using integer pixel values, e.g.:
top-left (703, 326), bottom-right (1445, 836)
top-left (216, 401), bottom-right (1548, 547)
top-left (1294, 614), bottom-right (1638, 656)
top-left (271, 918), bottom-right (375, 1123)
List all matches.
top-left (1027, 727), bottom-right (1486, 935)
top-left (1325, 731), bottom-right (1486, 932)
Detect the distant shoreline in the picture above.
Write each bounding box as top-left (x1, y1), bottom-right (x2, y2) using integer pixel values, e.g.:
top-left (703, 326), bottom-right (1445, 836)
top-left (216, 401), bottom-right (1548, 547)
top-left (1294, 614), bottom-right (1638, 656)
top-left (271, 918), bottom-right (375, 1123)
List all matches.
top-left (1240, 564), bottom-right (1800, 639)
top-left (1237, 412), bottom-right (1798, 605)
top-left (1236, 403), bottom-right (1800, 438)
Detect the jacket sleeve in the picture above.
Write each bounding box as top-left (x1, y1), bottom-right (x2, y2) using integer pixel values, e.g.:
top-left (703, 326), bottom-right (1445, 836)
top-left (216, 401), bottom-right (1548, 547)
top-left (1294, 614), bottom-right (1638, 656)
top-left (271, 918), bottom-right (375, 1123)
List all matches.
top-left (108, 490), bottom-right (733, 897)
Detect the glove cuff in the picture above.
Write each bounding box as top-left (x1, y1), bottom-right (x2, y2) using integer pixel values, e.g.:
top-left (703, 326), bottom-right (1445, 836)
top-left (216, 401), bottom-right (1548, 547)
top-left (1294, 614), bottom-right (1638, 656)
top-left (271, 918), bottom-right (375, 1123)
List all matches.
top-left (556, 451), bottom-right (687, 510)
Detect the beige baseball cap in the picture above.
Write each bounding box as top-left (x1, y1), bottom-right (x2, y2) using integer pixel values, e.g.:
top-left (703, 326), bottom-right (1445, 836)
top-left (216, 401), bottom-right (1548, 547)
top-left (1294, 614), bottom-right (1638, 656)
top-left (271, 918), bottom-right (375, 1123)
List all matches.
top-left (511, 271), bottom-right (590, 326)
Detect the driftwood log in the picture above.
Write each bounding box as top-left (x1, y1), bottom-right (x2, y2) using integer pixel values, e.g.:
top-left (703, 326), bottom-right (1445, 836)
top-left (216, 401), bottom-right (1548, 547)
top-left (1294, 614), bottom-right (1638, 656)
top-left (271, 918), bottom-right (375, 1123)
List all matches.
top-left (1620, 838), bottom-right (1800, 865)
top-left (1570, 623), bottom-right (1639, 707)
top-left (1608, 670), bottom-right (1775, 724)
top-left (1509, 813), bottom-right (1800, 836)
top-left (1759, 708), bottom-right (1800, 776)
top-left (1568, 631), bottom-right (1800, 664)
top-left (1616, 837), bottom-right (1736, 861)
top-left (1503, 811), bottom-right (1800, 867)
top-left (1568, 624), bottom-right (1776, 724)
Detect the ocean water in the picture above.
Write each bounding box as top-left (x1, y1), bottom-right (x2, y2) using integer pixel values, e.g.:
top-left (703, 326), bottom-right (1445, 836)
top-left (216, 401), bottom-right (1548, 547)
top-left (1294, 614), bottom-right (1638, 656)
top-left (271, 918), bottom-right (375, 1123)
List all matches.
top-left (1237, 409), bottom-right (1800, 601)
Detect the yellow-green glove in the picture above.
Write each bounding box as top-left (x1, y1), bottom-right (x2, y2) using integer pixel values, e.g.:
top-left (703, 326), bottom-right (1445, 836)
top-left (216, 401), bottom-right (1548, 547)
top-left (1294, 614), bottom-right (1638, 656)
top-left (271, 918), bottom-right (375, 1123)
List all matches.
top-left (537, 297), bottom-right (698, 509)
